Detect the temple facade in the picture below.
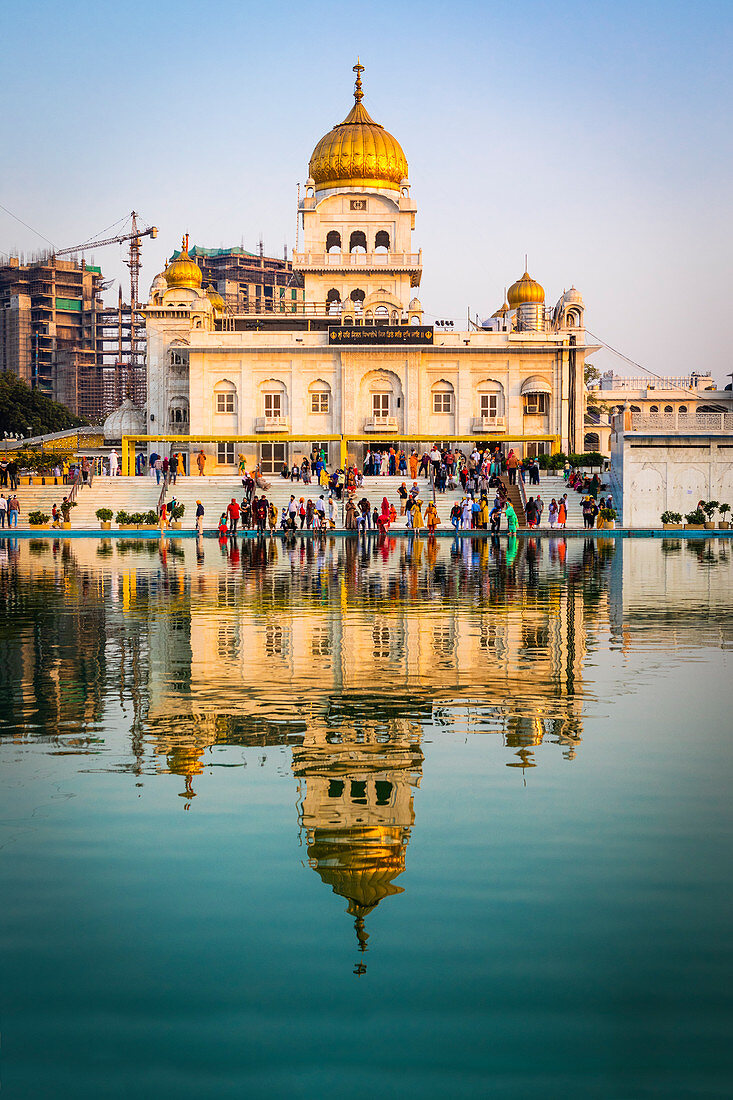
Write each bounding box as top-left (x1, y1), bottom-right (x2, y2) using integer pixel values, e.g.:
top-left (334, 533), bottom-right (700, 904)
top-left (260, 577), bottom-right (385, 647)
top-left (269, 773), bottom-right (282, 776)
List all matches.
top-left (144, 64), bottom-right (595, 473)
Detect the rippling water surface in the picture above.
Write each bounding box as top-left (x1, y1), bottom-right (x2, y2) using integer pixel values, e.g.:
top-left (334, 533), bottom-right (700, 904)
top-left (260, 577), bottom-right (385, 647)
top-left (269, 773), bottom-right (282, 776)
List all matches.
top-left (1, 534), bottom-right (732, 1098)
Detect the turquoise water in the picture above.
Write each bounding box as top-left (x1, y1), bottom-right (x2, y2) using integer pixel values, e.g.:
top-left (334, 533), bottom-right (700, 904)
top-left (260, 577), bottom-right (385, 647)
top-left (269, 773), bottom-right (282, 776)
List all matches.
top-left (0, 534), bottom-right (731, 1098)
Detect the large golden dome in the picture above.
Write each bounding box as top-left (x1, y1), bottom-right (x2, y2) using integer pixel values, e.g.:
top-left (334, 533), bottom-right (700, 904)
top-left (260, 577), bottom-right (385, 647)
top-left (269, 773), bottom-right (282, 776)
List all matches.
top-left (165, 236), bottom-right (203, 290)
top-left (507, 269), bottom-right (545, 308)
top-left (309, 62), bottom-right (408, 192)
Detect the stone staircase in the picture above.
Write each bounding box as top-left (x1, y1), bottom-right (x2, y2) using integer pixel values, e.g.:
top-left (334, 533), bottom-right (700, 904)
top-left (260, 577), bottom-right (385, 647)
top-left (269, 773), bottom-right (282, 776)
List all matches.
top-left (5, 470), bottom-right (596, 532)
top-left (8, 476), bottom-right (161, 530)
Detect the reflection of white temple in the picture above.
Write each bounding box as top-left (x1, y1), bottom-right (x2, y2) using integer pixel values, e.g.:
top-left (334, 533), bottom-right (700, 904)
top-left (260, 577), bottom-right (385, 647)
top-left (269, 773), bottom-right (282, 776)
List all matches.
top-left (293, 718), bottom-right (422, 965)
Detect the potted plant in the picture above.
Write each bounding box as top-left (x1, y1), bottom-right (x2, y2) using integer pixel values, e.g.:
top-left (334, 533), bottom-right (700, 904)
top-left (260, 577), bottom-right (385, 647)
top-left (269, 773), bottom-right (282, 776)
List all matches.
top-left (685, 507), bottom-right (706, 530)
top-left (702, 500), bottom-right (719, 530)
top-left (142, 509), bottom-right (160, 530)
top-left (115, 509), bottom-right (131, 529)
top-left (169, 503), bottom-right (185, 530)
top-left (718, 503), bottom-right (730, 530)
top-left (28, 509), bottom-right (51, 530)
top-left (661, 510), bottom-right (684, 530)
top-left (96, 507), bottom-right (113, 531)
top-left (60, 499), bottom-right (77, 529)
top-left (599, 505), bottom-right (617, 530)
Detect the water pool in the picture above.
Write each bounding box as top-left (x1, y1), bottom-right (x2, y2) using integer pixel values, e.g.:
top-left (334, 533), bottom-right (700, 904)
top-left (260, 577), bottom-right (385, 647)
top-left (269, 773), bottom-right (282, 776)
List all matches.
top-left (0, 534), bottom-right (731, 1097)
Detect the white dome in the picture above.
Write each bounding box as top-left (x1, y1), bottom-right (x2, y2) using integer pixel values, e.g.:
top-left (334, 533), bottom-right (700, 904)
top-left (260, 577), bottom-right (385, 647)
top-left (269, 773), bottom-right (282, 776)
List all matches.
top-left (104, 398), bottom-right (146, 442)
top-left (563, 286), bottom-right (583, 305)
top-left (409, 297), bottom-right (422, 310)
top-left (150, 271), bottom-right (167, 295)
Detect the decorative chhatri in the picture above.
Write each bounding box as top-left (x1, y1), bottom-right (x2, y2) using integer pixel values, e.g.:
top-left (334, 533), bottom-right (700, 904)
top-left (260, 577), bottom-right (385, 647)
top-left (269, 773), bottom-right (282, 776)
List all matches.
top-left (309, 61), bottom-right (408, 192)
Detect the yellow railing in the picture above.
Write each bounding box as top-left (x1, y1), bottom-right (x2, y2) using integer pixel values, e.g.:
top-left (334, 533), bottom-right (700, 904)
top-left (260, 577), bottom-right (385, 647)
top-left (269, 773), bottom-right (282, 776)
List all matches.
top-left (122, 433), bottom-right (562, 476)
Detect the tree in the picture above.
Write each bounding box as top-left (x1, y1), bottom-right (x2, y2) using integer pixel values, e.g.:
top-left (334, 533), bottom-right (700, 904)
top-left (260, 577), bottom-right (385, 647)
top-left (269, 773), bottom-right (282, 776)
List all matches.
top-left (0, 372), bottom-right (87, 436)
top-left (584, 362), bottom-right (601, 387)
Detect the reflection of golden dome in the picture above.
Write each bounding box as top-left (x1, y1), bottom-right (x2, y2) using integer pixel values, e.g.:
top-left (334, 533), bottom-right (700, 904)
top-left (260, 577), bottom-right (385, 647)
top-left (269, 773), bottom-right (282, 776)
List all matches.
top-left (206, 284), bottom-right (225, 312)
top-left (507, 270), bottom-right (545, 308)
top-left (165, 236), bottom-right (203, 289)
top-left (309, 61), bottom-right (408, 192)
top-left (307, 824), bottom-right (408, 909)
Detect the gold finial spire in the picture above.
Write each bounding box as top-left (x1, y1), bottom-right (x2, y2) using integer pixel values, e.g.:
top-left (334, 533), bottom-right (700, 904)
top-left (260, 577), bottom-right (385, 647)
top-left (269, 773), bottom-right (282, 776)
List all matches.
top-left (353, 57), bottom-right (364, 103)
top-left (182, 233), bottom-right (189, 254)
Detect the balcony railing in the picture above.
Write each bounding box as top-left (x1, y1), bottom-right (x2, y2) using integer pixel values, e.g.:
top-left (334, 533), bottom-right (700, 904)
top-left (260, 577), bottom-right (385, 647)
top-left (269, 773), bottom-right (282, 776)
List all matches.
top-left (254, 416), bottom-right (290, 432)
top-left (630, 413), bottom-right (733, 432)
top-left (292, 251), bottom-right (422, 272)
top-left (363, 416), bottom-right (399, 433)
top-left (471, 416), bottom-right (506, 432)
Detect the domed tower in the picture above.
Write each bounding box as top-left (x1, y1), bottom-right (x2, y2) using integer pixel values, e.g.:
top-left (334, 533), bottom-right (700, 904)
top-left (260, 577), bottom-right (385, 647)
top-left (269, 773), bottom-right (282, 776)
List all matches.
top-left (507, 268), bottom-right (546, 332)
top-left (294, 61), bottom-right (421, 321)
top-left (552, 286), bottom-right (585, 331)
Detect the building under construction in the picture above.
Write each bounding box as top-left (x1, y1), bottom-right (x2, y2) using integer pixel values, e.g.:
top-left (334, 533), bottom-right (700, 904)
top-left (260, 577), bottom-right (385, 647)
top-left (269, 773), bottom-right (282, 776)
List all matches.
top-left (169, 244), bottom-right (303, 313)
top-left (0, 254), bottom-right (146, 422)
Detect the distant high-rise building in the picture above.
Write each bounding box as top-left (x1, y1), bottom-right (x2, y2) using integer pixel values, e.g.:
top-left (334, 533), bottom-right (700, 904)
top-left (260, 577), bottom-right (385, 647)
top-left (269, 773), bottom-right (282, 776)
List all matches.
top-left (0, 255), bottom-right (104, 410)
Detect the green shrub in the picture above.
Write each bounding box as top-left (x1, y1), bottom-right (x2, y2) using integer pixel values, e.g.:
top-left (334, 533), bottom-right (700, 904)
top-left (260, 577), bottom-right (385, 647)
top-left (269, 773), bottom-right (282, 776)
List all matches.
top-left (599, 506), bottom-right (617, 521)
top-left (171, 503), bottom-right (185, 520)
top-left (60, 499), bottom-right (77, 521)
top-left (95, 507), bottom-right (113, 522)
top-left (28, 510), bottom-right (50, 525)
top-left (719, 503), bottom-right (730, 519)
top-left (143, 510), bottom-right (159, 525)
top-left (115, 510), bottom-right (130, 525)
top-left (685, 508), bottom-right (706, 525)
top-left (661, 511), bottom-right (683, 524)
top-left (702, 500), bottom-right (719, 519)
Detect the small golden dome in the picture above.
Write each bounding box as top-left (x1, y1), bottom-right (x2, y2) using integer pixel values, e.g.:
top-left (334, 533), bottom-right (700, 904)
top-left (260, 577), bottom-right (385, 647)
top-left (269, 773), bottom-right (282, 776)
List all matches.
top-left (492, 300), bottom-right (510, 317)
top-left (165, 235), bottom-right (202, 289)
top-left (309, 61), bottom-right (408, 192)
top-left (507, 270), bottom-right (545, 308)
top-left (206, 283), bottom-right (225, 312)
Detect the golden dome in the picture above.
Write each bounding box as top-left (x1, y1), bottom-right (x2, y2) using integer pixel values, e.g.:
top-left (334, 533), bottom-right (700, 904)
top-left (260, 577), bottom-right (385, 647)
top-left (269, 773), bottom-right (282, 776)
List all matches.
top-left (165, 235), bottom-right (202, 289)
top-left (507, 270), bottom-right (545, 308)
top-left (309, 61), bottom-right (408, 192)
top-left (492, 300), bottom-right (510, 318)
top-left (206, 283), bottom-right (225, 312)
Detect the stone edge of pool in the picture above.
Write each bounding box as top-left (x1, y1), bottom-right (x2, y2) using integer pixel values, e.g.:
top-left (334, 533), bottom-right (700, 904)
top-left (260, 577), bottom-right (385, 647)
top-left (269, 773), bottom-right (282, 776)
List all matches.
top-left (8, 528), bottom-right (733, 540)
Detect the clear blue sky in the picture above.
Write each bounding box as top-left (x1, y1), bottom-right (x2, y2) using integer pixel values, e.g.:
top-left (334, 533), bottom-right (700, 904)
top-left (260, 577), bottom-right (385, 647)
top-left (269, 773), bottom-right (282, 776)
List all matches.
top-left (3, 0), bottom-right (732, 382)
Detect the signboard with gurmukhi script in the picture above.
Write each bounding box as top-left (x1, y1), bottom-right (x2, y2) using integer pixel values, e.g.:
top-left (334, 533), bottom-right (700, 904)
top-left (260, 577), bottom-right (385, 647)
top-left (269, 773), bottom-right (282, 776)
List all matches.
top-left (329, 326), bottom-right (433, 345)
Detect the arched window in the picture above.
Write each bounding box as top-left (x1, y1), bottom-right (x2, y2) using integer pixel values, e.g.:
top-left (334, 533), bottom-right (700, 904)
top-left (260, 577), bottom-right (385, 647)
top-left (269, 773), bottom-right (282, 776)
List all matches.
top-left (432, 379), bottom-right (454, 415)
top-left (309, 379), bottom-right (331, 415)
top-left (630, 404), bottom-right (641, 413)
top-left (650, 405), bottom-right (659, 413)
top-left (349, 230), bottom-right (367, 253)
top-left (364, 309), bottom-right (373, 325)
top-left (390, 310), bottom-right (399, 324)
top-left (566, 310), bottom-right (580, 327)
top-left (350, 289), bottom-right (365, 312)
top-left (664, 405), bottom-right (674, 413)
top-left (326, 230), bottom-right (341, 253)
top-left (374, 305), bottom-right (389, 326)
top-left (326, 289), bottom-right (341, 315)
top-left (374, 230), bottom-right (390, 252)
top-left (584, 432), bottom-right (600, 451)
top-left (477, 379), bottom-right (505, 419)
top-left (214, 379), bottom-right (237, 415)
top-left (679, 405), bottom-right (687, 413)
top-left (261, 379), bottom-right (287, 419)
top-left (169, 402), bottom-right (189, 425)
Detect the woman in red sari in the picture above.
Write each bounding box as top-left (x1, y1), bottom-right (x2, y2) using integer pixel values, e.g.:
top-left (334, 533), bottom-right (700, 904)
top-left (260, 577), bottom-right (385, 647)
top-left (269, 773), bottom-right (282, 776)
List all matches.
top-left (377, 496), bottom-right (391, 533)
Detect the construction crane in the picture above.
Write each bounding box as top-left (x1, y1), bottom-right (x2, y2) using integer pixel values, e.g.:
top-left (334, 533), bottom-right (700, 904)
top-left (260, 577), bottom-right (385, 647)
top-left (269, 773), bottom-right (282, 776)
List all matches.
top-left (55, 211), bottom-right (158, 312)
top-left (55, 212), bottom-right (158, 406)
